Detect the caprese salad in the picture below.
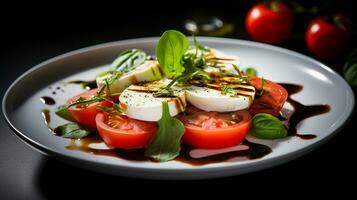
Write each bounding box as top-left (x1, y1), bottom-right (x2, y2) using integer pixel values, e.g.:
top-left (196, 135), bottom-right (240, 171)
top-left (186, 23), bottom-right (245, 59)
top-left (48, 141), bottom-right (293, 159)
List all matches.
top-left (55, 30), bottom-right (290, 162)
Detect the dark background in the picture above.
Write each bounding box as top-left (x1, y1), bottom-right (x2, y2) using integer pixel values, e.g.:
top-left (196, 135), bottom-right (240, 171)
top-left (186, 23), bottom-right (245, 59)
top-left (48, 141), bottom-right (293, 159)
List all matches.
top-left (1, 1), bottom-right (356, 199)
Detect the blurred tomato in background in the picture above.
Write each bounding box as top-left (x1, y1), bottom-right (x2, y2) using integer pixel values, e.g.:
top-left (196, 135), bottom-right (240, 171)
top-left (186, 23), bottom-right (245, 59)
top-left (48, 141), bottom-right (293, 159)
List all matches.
top-left (306, 14), bottom-right (352, 59)
top-left (245, 1), bottom-right (294, 44)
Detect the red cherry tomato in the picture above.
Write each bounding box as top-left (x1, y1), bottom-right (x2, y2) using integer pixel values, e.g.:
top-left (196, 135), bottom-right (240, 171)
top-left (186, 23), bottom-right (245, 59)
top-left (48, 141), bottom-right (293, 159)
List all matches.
top-left (178, 106), bottom-right (251, 149)
top-left (306, 14), bottom-right (352, 59)
top-left (248, 77), bottom-right (288, 117)
top-left (246, 1), bottom-right (294, 44)
top-left (66, 88), bottom-right (112, 128)
top-left (96, 113), bottom-right (157, 149)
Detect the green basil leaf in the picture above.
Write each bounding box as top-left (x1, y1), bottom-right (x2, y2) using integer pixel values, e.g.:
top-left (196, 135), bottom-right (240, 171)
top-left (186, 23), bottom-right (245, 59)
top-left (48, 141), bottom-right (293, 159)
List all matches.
top-left (54, 123), bottom-right (94, 139)
top-left (344, 48), bottom-right (357, 72)
top-left (97, 70), bottom-right (111, 77)
top-left (55, 105), bottom-right (75, 121)
top-left (96, 105), bottom-right (113, 113)
top-left (245, 67), bottom-right (257, 76)
top-left (344, 63), bottom-right (357, 86)
top-left (343, 49), bottom-right (357, 86)
top-left (250, 113), bottom-right (288, 139)
top-left (156, 30), bottom-right (189, 79)
top-left (110, 49), bottom-right (146, 73)
top-left (145, 101), bottom-right (185, 162)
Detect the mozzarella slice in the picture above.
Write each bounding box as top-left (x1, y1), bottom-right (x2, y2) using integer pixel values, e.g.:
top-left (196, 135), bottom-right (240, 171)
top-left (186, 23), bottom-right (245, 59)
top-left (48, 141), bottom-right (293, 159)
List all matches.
top-left (119, 80), bottom-right (186, 121)
top-left (183, 48), bottom-right (253, 112)
top-left (185, 82), bottom-right (255, 112)
top-left (96, 60), bottom-right (163, 93)
top-left (205, 49), bottom-right (240, 75)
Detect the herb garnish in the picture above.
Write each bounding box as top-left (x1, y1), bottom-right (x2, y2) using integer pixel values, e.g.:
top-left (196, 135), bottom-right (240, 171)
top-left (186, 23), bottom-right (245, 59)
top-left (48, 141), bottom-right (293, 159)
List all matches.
top-left (154, 30), bottom-right (212, 97)
top-left (54, 123), bottom-right (95, 139)
top-left (110, 49), bottom-right (146, 73)
top-left (145, 101), bottom-right (185, 162)
top-left (221, 85), bottom-right (237, 97)
top-left (54, 81), bottom-right (121, 139)
top-left (97, 49), bottom-right (146, 88)
top-left (55, 105), bottom-right (75, 121)
top-left (343, 48), bottom-right (357, 86)
top-left (245, 67), bottom-right (257, 76)
top-left (63, 79), bottom-right (121, 113)
top-left (250, 113), bottom-right (288, 139)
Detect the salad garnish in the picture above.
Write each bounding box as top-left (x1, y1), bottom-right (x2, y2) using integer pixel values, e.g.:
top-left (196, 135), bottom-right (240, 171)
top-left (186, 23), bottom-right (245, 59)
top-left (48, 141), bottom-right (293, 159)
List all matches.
top-left (55, 105), bottom-right (74, 121)
top-left (54, 123), bottom-right (94, 139)
top-left (145, 101), bottom-right (185, 162)
top-left (250, 113), bottom-right (288, 139)
top-left (154, 30), bottom-right (211, 97)
top-left (45, 29), bottom-right (331, 163)
top-left (110, 49), bottom-right (147, 72)
top-left (245, 67), bottom-right (257, 76)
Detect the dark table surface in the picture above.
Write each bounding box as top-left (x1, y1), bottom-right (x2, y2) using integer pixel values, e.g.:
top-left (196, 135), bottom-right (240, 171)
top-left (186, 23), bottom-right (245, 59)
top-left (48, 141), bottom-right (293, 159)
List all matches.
top-left (1, 2), bottom-right (357, 199)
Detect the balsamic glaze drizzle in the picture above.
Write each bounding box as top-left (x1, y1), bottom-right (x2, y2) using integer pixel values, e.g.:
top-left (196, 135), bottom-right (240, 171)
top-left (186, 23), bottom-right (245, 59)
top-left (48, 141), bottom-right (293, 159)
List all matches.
top-left (42, 82), bottom-right (331, 165)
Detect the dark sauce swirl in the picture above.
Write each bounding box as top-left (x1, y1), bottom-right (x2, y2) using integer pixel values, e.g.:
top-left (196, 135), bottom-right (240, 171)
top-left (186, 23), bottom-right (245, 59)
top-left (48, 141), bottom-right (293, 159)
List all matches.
top-left (65, 134), bottom-right (272, 166)
top-left (279, 83), bottom-right (331, 139)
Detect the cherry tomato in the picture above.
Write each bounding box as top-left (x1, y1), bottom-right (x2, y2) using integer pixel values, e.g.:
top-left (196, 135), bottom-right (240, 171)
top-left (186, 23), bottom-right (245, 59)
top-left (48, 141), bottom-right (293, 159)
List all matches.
top-left (306, 14), bottom-right (352, 59)
top-left (96, 113), bottom-right (157, 149)
top-left (246, 1), bottom-right (294, 44)
top-left (178, 106), bottom-right (251, 149)
top-left (249, 77), bottom-right (288, 116)
top-left (66, 88), bottom-right (111, 128)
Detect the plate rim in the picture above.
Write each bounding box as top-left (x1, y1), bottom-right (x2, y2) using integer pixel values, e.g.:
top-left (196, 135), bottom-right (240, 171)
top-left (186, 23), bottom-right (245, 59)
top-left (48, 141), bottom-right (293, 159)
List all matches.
top-left (2, 37), bottom-right (355, 175)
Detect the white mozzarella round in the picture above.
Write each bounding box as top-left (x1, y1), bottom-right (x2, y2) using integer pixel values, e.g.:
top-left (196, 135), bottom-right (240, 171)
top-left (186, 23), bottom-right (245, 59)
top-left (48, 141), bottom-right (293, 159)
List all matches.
top-left (96, 60), bottom-right (163, 93)
top-left (205, 49), bottom-right (241, 74)
top-left (185, 85), bottom-right (255, 112)
top-left (119, 80), bottom-right (186, 121)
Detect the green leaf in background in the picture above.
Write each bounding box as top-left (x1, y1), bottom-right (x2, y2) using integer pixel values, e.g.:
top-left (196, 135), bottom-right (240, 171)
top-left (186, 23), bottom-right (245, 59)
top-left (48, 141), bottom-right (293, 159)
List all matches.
top-left (54, 123), bottom-right (94, 139)
top-left (245, 67), bottom-right (257, 76)
top-left (110, 49), bottom-right (146, 73)
top-left (344, 63), bottom-right (357, 86)
top-left (156, 30), bottom-right (189, 79)
top-left (145, 101), bottom-right (185, 162)
top-left (55, 105), bottom-right (75, 121)
top-left (343, 48), bottom-right (357, 86)
top-left (250, 113), bottom-right (288, 139)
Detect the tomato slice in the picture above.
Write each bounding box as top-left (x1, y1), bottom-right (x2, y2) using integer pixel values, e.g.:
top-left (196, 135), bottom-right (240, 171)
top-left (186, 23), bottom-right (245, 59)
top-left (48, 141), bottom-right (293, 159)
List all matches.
top-left (96, 113), bottom-right (157, 149)
top-left (66, 88), bottom-right (111, 128)
top-left (249, 77), bottom-right (288, 116)
top-left (178, 106), bottom-right (251, 149)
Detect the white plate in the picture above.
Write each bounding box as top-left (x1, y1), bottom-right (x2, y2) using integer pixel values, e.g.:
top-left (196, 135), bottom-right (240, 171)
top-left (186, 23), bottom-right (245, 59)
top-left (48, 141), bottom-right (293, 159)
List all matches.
top-left (2, 37), bottom-right (355, 179)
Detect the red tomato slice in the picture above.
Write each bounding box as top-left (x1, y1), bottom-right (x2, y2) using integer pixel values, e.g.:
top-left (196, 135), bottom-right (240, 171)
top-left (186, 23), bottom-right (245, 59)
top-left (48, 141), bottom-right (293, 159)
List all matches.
top-left (96, 113), bottom-right (157, 149)
top-left (248, 76), bottom-right (288, 116)
top-left (66, 88), bottom-right (111, 128)
top-left (178, 106), bottom-right (251, 149)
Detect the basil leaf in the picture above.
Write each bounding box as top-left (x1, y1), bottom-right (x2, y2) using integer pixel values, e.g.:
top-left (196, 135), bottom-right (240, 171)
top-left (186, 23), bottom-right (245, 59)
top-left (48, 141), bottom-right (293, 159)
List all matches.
top-left (344, 63), bottom-right (357, 86)
top-left (145, 101), bottom-right (185, 162)
top-left (343, 49), bottom-right (357, 86)
top-left (245, 67), bottom-right (257, 76)
top-left (55, 105), bottom-right (74, 121)
top-left (343, 49), bottom-right (357, 73)
top-left (110, 49), bottom-right (146, 73)
top-left (54, 123), bottom-right (94, 139)
top-left (250, 113), bottom-right (288, 139)
top-left (156, 30), bottom-right (189, 79)
top-left (96, 105), bottom-right (113, 113)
